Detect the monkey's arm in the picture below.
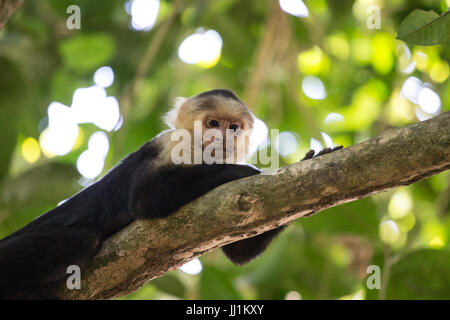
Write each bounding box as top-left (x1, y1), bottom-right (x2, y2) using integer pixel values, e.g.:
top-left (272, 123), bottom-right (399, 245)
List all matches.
top-left (130, 163), bottom-right (261, 219)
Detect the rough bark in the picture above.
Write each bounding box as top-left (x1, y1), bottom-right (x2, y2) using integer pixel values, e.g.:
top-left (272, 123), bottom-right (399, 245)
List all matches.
top-left (39, 112), bottom-right (450, 299)
top-left (0, 0), bottom-right (23, 29)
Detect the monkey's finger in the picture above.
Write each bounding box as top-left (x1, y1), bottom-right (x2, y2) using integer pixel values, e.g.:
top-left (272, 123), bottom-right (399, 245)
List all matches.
top-left (315, 145), bottom-right (344, 157)
top-left (315, 148), bottom-right (331, 157)
top-left (301, 150), bottom-right (315, 161)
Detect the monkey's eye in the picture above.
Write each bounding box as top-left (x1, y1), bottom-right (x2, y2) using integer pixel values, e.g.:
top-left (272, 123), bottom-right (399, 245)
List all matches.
top-left (208, 119), bottom-right (219, 128)
top-left (229, 124), bottom-right (239, 132)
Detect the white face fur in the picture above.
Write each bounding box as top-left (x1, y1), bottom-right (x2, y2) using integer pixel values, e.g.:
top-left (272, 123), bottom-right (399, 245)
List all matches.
top-left (162, 93), bottom-right (255, 165)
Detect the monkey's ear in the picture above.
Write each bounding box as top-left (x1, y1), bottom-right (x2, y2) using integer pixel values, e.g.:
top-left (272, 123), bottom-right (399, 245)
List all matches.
top-left (163, 97), bottom-right (187, 129)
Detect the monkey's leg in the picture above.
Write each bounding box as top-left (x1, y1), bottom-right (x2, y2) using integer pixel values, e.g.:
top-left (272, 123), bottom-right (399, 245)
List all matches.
top-left (221, 227), bottom-right (285, 265)
top-left (0, 228), bottom-right (101, 297)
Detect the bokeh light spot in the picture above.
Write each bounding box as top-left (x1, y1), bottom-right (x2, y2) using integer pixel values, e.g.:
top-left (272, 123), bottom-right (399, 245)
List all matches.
top-left (379, 220), bottom-right (400, 245)
top-left (279, 0), bottom-right (309, 18)
top-left (21, 137), bottom-right (41, 164)
top-left (285, 291), bottom-right (302, 300)
top-left (249, 118), bottom-right (269, 155)
top-left (178, 29), bottom-right (223, 68)
top-left (72, 86), bottom-right (121, 131)
top-left (320, 132), bottom-right (334, 148)
top-left (179, 258), bottom-right (203, 275)
top-left (324, 112), bottom-right (344, 124)
top-left (396, 44), bottom-right (415, 74)
top-left (76, 131), bottom-right (110, 179)
top-left (413, 50), bottom-right (428, 72)
top-left (94, 66), bottom-right (115, 88)
top-left (274, 132), bottom-right (298, 157)
top-left (400, 76), bottom-right (422, 105)
top-left (40, 102), bottom-right (79, 157)
top-left (298, 46), bottom-right (330, 75)
top-left (430, 61), bottom-right (449, 83)
top-left (388, 190), bottom-right (412, 219)
top-left (418, 87), bottom-right (441, 115)
top-left (302, 75), bottom-right (326, 100)
top-left (88, 131), bottom-right (110, 158)
top-left (310, 137), bottom-right (323, 154)
top-left (127, 0), bottom-right (160, 31)
top-left (325, 33), bottom-right (349, 60)
top-left (76, 149), bottom-right (105, 179)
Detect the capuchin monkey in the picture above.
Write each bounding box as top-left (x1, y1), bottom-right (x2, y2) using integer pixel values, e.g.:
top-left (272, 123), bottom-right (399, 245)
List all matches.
top-left (0, 89), bottom-right (342, 298)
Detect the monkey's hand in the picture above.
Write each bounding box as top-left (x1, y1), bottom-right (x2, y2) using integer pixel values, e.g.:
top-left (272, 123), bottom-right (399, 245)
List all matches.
top-left (301, 145), bottom-right (343, 161)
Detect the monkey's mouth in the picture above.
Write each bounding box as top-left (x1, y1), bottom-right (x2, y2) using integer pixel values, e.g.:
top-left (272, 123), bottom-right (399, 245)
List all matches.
top-left (207, 147), bottom-right (235, 157)
top-left (201, 142), bottom-right (239, 162)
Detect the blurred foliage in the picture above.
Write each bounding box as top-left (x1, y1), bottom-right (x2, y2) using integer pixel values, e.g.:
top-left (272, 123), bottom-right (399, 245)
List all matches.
top-left (0, 0), bottom-right (449, 300)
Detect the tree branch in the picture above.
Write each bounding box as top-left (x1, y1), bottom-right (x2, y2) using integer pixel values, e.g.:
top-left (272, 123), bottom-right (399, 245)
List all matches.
top-left (40, 112), bottom-right (450, 299)
top-left (0, 0), bottom-right (23, 29)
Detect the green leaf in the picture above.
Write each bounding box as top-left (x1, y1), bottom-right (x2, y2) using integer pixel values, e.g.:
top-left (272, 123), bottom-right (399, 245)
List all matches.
top-left (397, 9), bottom-right (450, 45)
top-left (58, 33), bottom-right (116, 73)
top-left (386, 249), bottom-right (450, 299)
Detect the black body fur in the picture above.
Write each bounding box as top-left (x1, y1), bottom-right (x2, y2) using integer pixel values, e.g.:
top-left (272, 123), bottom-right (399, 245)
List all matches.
top-left (196, 89), bottom-right (242, 102)
top-left (0, 137), bottom-right (282, 298)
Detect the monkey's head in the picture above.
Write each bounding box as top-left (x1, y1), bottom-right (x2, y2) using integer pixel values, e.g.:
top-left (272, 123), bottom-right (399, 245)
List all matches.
top-left (164, 89), bottom-right (254, 164)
